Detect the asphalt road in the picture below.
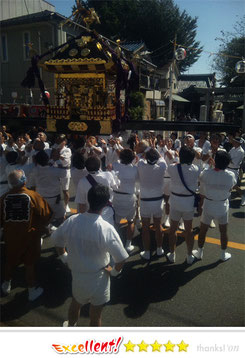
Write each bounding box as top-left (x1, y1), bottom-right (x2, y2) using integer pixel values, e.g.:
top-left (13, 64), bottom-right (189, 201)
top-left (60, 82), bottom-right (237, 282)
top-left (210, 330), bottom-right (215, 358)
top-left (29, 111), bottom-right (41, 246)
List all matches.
top-left (1, 178), bottom-right (244, 327)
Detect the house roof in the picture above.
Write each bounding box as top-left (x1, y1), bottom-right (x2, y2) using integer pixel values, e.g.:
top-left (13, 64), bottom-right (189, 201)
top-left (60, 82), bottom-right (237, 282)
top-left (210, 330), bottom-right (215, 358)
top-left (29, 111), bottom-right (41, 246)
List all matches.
top-left (122, 42), bottom-right (145, 53)
top-left (178, 73), bottom-right (216, 88)
top-left (0, 10), bottom-right (66, 27)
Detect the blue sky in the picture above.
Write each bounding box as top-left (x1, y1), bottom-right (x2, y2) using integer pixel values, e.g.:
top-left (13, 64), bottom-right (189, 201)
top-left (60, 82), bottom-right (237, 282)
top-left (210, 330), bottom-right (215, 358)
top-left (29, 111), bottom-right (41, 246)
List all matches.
top-left (51, 0), bottom-right (245, 74)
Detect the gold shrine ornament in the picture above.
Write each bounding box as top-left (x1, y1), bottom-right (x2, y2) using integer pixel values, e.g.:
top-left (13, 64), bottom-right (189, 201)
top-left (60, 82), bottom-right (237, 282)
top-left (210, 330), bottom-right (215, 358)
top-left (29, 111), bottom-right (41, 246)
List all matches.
top-left (81, 48), bottom-right (90, 57)
top-left (68, 121), bottom-right (88, 132)
top-left (69, 48), bottom-right (78, 57)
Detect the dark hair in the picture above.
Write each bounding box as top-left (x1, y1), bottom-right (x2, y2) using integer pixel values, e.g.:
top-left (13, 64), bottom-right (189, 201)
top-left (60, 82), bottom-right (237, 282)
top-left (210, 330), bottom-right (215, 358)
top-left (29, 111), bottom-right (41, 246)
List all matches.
top-left (127, 133), bottom-right (137, 150)
top-left (6, 151), bottom-right (19, 164)
top-left (215, 150), bottom-right (231, 170)
top-left (119, 148), bottom-right (135, 165)
top-left (34, 150), bottom-right (49, 166)
top-left (87, 184), bottom-right (110, 212)
top-left (210, 133), bottom-right (222, 143)
top-left (72, 150), bottom-right (85, 169)
top-left (145, 148), bottom-right (160, 165)
top-left (179, 145), bottom-right (195, 165)
top-left (85, 156), bottom-right (101, 172)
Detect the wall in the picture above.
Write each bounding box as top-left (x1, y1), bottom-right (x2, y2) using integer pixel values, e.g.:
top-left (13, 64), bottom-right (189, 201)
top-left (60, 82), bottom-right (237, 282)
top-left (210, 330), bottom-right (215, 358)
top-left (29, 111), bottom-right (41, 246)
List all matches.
top-left (0, 0), bottom-right (55, 21)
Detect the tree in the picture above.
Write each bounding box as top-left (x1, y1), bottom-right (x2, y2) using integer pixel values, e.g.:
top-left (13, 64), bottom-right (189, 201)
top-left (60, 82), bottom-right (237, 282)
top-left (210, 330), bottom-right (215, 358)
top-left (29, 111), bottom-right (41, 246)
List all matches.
top-left (213, 16), bottom-right (245, 87)
top-left (76, 0), bottom-right (202, 72)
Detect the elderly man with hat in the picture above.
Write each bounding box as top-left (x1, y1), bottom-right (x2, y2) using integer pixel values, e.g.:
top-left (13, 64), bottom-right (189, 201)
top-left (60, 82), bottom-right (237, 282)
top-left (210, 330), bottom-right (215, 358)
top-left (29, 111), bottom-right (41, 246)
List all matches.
top-left (227, 136), bottom-right (245, 206)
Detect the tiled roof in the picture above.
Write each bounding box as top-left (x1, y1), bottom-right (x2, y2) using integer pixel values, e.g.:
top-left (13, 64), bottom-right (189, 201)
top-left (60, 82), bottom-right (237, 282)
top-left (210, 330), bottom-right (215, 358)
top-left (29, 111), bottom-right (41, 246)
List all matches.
top-left (0, 10), bottom-right (65, 26)
top-left (122, 42), bottom-right (145, 53)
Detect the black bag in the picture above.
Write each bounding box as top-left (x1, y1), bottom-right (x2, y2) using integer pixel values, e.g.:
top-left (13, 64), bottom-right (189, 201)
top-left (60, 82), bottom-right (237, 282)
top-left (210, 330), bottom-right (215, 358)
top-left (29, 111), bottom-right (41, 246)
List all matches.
top-left (177, 164), bottom-right (200, 208)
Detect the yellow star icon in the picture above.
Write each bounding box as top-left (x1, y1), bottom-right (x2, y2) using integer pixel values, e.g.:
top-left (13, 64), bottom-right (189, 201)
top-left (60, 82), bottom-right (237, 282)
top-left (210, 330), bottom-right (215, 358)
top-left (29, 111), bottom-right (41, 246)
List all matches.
top-left (177, 340), bottom-right (189, 352)
top-left (151, 340), bottom-right (162, 352)
top-left (164, 340), bottom-right (175, 352)
top-left (124, 340), bottom-right (136, 352)
top-left (137, 340), bottom-right (149, 352)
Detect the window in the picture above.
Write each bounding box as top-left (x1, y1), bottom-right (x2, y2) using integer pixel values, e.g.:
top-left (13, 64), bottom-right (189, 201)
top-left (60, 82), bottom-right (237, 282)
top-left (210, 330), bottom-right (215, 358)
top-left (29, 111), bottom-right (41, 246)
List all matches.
top-left (23, 32), bottom-right (30, 60)
top-left (1, 34), bottom-right (8, 62)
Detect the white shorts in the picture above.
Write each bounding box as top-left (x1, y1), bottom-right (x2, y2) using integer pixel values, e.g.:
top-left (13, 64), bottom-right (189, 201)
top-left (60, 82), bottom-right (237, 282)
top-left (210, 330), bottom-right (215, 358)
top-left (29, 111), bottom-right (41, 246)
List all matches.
top-left (201, 198), bottom-right (229, 225)
top-left (72, 270), bottom-right (110, 306)
top-left (140, 198), bottom-right (164, 218)
top-left (170, 208), bottom-right (194, 222)
top-left (45, 196), bottom-right (65, 219)
top-left (113, 193), bottom-right (137, 224)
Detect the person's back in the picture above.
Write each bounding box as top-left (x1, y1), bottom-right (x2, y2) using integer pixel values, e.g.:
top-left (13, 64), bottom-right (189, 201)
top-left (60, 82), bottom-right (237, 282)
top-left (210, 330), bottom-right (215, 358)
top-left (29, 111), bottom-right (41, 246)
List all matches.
top-left (54, 213), bottom-right (124, 274)
top-left (113, 161), bottom-right (138, 194)
top-left (200, 168), bottom-right (236, 201)
top-left (137, 157), bottom-right (166, 198)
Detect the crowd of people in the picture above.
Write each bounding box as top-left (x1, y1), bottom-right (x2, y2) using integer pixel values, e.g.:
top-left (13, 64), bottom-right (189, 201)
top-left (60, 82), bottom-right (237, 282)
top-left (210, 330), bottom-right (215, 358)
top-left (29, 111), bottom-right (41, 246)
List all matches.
top-left (0, 124), bottom-right (244, 325)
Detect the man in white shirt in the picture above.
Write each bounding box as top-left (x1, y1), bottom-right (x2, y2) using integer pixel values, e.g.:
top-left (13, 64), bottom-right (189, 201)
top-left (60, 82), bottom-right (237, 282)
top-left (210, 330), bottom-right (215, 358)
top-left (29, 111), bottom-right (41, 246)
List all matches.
top-left (227, 137), bottom-right (245, 206)
top-left (101, 136), bottom-right (123, 169)
top-left (112, 149), bottom-right (138, 253)
top-left (51, 134), bottom-right (72, 213)
top-left (157, 137), bottom-right (179, 227)
top-left (29, 150), bottom-right (66, 223)
top-left (53, 184), bottom-right (128, 326)
top-left (168, 146), bottom-right (201, 264)
top-left (137, 149), bottom-right (167, 260)
top-left (75, 156), bottom-right (117, 226)
top-left (193, 151), bottom-right (236, 261)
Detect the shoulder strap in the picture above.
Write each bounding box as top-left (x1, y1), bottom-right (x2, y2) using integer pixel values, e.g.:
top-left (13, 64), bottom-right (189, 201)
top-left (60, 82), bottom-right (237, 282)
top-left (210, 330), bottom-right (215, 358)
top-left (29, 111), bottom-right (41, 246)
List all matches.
top-left (177, 164), bottom-right (195, 195)
top-left (86, 174), bottom-right (98, 187)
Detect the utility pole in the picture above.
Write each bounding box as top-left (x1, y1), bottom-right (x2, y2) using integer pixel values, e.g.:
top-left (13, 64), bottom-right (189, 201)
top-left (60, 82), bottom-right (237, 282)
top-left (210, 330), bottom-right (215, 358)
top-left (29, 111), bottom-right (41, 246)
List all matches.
top-left (168, 34), bottom-right (177, 122)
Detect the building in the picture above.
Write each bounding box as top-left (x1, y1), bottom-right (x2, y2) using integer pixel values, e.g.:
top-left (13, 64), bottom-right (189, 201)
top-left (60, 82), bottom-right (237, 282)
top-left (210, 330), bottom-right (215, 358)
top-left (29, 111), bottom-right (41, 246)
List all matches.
top-left (0, 1), bottom-right (79, 105)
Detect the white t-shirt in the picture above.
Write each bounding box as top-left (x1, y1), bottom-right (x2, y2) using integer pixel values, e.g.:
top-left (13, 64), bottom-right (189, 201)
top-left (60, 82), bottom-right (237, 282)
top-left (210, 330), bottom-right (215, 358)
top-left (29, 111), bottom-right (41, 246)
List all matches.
top-left (112, 162), bottom-right (138, 194)
top-left (194, 139), bottom-right (211, 155)
top-left (52, 213), bottom-right (129, 274)
top-left (71, 167), bottom-right (88, 191)
top-left (75, 171), bottom-right (117, 224)
top-left (137, 158), bottom-right (167, 198)
top-left (168, 163), bottom-right (201, 212)
top-left (199, 168), bottom-right (236, 200)
top-left (228, 146), bottom-right (244, 169)
top-left (29, 165), bottom-right (66, 197)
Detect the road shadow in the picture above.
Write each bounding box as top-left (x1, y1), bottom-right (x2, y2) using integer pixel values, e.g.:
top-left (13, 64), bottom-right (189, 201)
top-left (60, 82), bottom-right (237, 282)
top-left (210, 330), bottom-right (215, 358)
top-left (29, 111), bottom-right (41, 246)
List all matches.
top-left (0, 254), bottom-right (72, 323)
top-left (109, 259), bottom-right (222, 320)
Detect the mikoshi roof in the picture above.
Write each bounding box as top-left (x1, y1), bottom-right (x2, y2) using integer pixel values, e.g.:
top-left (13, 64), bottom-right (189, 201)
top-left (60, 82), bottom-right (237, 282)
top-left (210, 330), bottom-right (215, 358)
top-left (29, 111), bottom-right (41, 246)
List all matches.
top-left (41, 32), bottom-right (122, 74)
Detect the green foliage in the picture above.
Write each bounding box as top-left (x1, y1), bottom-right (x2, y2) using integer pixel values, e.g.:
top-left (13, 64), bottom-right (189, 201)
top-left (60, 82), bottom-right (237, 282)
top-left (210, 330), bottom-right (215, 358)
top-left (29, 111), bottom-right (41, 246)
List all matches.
top-left (213, 16), bottom-right (245, 86)
top-left (128, 91), bottom-right (145, 120)
top-left (81, 0), bottom-right (202, 72)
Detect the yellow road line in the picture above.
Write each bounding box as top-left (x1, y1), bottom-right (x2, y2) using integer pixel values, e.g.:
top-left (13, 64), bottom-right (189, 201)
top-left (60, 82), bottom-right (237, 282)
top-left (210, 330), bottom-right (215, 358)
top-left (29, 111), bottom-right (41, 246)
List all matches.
top-left (69, 208), bottom-right (245, 250)
top-left (194, 235), bottom-right (245, 251)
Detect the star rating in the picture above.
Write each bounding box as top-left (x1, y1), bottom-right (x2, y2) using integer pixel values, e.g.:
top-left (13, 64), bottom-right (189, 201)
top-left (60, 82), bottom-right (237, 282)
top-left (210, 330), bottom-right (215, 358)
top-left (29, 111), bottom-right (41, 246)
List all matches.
top-left (124, 340), bottom-right (136, 352)
top-left (137, 340), bottom-right (149, 352)
top-left (124, 340), bottom-right (189, 353)
top-left (151, 340), bottom-right (162, 352)
top-left (177, 340), bottom-right (189, 352)
top-left (164, 340), bottom-right (175, 352)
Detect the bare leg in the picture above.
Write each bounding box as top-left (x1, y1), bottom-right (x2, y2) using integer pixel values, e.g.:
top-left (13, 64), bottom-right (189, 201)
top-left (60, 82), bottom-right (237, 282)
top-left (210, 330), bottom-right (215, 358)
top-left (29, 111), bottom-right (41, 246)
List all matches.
top-left (153, 217), bottom-right (163, 248)
top-left (168, 219), bottom-right (179, 253)
top-left (141, 218), bottom-right (151, 251)
top-left (89, 304), bottom-right (104, 327)
top-left (68, 297), bottom-right (81, 326)
top-left (127, 221), bottom-right (135, 242)
top-left (63, 190), bottom-right (70, 208)
top-left (183, 220), bottom-right (194, 256)
top-left (219, 224), bottom-right (228, 250)
top-left (198, 222), bottom-right (209, 248)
